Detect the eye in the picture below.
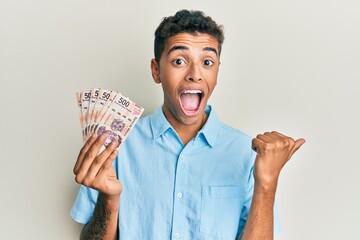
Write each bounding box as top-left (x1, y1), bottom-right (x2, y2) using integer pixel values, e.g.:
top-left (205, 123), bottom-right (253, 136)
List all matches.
top-left (203, 59), bottom-right (214, 66)
top-left (173, 58), bottom-right (186, 65)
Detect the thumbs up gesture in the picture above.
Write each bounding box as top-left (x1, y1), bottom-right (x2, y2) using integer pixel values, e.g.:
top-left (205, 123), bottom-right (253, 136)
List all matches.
top-left (252, 131), bottom-right (305, 188)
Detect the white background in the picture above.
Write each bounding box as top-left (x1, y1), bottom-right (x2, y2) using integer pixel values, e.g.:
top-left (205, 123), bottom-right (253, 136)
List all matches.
top-left (1, 0), bottom-right (359, 239)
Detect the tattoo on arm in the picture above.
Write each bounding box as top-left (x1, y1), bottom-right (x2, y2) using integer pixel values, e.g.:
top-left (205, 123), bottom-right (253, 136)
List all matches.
top-left (81, 195), bottom-right (111, 240)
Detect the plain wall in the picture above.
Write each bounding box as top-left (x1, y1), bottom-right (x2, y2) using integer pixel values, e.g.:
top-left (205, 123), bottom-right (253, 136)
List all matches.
top-left (1, 0), bottom-right (359, 239)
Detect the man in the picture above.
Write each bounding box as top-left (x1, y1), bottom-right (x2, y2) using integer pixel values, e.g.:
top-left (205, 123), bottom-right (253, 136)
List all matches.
top-left (71, 9), bottom-right (305, 240)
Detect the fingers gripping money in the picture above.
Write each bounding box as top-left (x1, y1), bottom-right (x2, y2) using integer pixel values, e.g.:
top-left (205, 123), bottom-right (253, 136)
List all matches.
top-left (74, 88), bottom-right (144, 195)
top-left (73, 132), bottom-right (122, 196)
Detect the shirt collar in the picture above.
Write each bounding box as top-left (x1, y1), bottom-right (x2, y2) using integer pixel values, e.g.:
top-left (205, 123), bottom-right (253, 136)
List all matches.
top-left (150, 105), bottom-right (220, 147)
top-left (150, 107), bottom-right (173, 139)
top-left (197, 105), bottom-right (219, 147)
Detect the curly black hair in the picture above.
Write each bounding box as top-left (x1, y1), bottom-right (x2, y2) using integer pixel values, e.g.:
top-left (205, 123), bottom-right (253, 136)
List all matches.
top-left (154, 9), bottom-right (225, 64)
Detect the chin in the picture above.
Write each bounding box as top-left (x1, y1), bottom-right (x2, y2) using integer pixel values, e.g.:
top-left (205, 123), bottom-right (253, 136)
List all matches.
top-left (179, 108), bottom-right (206, 125)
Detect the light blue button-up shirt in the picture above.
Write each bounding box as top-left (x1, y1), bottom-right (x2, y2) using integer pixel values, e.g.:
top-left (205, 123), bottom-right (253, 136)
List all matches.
top-left (70, 106), bottom-right (280, 239)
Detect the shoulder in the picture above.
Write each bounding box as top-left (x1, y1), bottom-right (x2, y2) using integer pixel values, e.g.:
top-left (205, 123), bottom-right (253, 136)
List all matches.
top-left (216, 121), bottom-right (253, 146)
top-left (205, 106), bottom-right (253, 148)
top-left (134, 112), bottom-right (153, 129)
top-left (218, 122), bottom-right (252, 139)
top-left (211, 120), bottom-right (256, 165)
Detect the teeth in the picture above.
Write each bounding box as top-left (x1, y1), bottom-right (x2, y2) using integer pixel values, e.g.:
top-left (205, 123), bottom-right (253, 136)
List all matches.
top-left (183, 90), bottom-right (202, 94)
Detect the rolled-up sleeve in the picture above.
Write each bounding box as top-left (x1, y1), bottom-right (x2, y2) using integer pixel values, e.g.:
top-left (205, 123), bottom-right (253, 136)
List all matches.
top-left (70, 185), bottom-right (99, 224)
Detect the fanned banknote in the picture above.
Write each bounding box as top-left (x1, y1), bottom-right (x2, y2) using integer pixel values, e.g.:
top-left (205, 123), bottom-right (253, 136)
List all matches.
top-left (76, 88), bottom-right (144, 151)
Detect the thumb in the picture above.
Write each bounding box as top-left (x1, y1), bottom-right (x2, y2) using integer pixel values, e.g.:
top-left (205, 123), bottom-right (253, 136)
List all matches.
top-left (289, 138), bottom-right (306, 159)
top-left (295, 138), bottom-right (306, 148)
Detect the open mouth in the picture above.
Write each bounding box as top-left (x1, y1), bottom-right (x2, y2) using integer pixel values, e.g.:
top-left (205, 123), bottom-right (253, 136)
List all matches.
top-left (179, 89), bottom-right (203, 116)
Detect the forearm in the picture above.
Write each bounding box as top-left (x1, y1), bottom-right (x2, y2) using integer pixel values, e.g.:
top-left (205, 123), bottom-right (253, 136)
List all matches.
top-left (80, 193), bottom-right (119, 240)
top-left (241, 183), bottom-right (277, 240)
top-left (241, 131), bottom-right (304, 239)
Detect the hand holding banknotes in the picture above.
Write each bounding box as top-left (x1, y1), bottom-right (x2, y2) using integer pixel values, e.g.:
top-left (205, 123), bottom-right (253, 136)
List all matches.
top-left (73, 88), bottom-right (144, 197)
top-left (73, 132), bottom-right (122, 197)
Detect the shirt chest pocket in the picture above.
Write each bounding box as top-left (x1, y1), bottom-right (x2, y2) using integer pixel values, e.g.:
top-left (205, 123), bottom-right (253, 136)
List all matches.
top-left (200, 185), bottom-right (244, 239)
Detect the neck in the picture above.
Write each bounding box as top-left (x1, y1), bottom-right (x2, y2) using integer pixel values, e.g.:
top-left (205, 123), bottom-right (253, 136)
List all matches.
top-left (162, 106), bottom-right (208, 145)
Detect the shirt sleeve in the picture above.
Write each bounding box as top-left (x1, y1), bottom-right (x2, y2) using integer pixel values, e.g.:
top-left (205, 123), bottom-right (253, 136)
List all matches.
top-left (237, 151), bottom-right (281, 237)
top-left (70, 184), bottom-right (99, 224)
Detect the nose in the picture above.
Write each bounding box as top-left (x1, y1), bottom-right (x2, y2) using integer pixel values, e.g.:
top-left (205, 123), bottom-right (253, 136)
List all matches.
top-left (185, 63), bottom-right (202, 82)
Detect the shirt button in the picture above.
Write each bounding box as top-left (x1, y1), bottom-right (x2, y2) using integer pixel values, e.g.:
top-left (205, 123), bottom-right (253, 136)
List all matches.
top-left (176, 192), bottom-right (183, 198)
top-left (174, 232), bottom-right (181, 239)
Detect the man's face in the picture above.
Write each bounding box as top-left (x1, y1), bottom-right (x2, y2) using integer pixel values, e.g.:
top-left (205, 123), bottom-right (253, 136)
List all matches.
top-left (151, 32), bottom-right (220, 127)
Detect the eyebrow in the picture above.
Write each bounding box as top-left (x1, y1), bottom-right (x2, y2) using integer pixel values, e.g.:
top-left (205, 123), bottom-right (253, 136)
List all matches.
top-left (204, 47), bottom-right (218, 56)
top-left (167, 45), bottom-right (218, 56)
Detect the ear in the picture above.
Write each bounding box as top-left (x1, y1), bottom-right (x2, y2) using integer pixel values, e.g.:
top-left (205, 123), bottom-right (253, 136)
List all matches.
top-left (150, 58), bottom-right (161, 84)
